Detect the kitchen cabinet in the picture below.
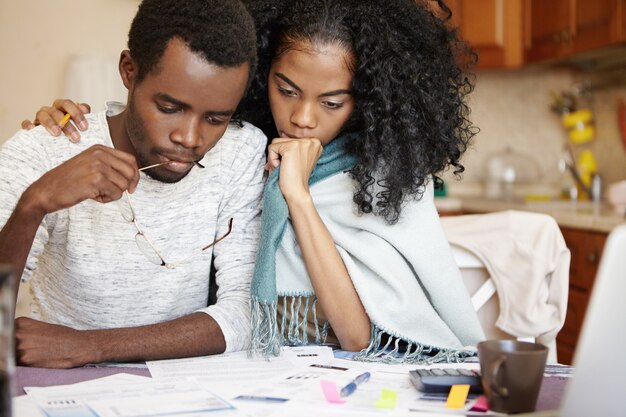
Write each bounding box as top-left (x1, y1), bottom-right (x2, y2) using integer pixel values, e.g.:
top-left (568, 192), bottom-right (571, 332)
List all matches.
top-left (525, 0), bottom-right (618, 62)
top-left (444, 0), bottom-right (623, 68)
top-left (556, 227), bottom-right (607, 365)
top-left (621, 0), bottom-right (626, 40)
top-left (572, 0), bottom-right (617, 54)
top-left (446, 0), bottom-right (524, 68)
top-left (524, 0), bottom-right (572, 62)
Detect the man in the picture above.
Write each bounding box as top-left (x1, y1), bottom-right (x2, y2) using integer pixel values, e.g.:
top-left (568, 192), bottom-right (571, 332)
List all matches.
top-left (0, 0), bottom-right (266, 368)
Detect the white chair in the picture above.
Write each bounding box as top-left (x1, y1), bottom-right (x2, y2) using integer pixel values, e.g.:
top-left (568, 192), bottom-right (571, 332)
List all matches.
top-left (443, 211), bottom-right (571, 364)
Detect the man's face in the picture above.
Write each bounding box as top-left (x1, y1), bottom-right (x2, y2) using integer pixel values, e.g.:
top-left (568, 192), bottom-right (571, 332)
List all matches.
top-left (123, 38), bottom-right (250, 183)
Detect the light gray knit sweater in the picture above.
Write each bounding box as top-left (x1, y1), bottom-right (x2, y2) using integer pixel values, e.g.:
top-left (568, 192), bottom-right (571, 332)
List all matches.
top-left (0, 103), bottom-right (266, 352)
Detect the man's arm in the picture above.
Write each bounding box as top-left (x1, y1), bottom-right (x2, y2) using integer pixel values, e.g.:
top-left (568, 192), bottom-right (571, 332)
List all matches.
top-left (0, 191), bottom-right (46, 290)
top-left (0, 144), bottom-right (139, 290)
top-left (16, 312), bottom-right (224, 368)
top-left (14, 125), bottom-right (267, 368)
top-left (201, 124), bottom-right (267, 352)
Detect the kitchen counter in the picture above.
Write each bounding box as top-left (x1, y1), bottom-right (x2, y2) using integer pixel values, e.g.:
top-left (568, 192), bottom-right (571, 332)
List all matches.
top-left (435, 197), bottom-right (626, 233)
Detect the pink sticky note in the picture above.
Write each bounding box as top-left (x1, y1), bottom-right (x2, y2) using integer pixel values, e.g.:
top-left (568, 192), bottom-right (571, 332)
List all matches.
top-left (320, 380), bottom-right (346, 404)
top-left (470, 395), bottom-right (489, 412)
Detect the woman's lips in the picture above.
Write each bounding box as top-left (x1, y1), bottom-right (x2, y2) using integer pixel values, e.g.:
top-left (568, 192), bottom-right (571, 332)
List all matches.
top-left (280, 131), bottom-right (300, 139)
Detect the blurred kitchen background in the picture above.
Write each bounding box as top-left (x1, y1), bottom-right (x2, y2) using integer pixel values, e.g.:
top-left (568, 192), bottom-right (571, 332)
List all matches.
top-left (439, 0), bottom-right (626, 204)
top-left (1, 0), bottom-right (625, 201)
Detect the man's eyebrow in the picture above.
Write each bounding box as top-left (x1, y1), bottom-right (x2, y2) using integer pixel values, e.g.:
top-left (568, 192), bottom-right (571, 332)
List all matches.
top-left (156, 93), bottom-right (235, 116)
top-left (275, 73), bottom-right (351, 98)
top-left (156, 93), bottom-right (190, 109)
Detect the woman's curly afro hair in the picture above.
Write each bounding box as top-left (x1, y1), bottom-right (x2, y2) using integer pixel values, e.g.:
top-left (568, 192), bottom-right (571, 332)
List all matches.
top-left (239, 0), bottom-right (477, 223)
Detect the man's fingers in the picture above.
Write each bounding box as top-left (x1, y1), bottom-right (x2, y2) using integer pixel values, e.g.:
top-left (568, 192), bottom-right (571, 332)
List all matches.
top-left (87, 146), bottom-right (140, 196)
top-left (104, 147), bottom-right (140, 192)
top-left (99, 165), bottom-right (135, 200)
top-left (43, 146), bottom-right (139, 210)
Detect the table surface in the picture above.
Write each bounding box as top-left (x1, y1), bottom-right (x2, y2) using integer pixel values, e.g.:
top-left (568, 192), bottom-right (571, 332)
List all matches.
top-left (13, 364), bottom-right (570, 413)
top-left (14, 365), bottom-right (151, 396)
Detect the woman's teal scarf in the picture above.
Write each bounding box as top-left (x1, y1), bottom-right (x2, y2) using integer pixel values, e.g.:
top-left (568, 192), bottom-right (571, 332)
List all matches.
top-left (250, 134), bottom-right (357, 356)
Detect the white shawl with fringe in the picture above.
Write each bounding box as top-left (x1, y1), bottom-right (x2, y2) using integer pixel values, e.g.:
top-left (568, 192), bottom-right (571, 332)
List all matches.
top-left (273, 173), bottom-right (485, 362)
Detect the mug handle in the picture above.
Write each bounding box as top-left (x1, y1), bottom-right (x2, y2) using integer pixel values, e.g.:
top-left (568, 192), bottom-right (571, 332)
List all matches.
top-left (489, 355), bottom-right (509, 398)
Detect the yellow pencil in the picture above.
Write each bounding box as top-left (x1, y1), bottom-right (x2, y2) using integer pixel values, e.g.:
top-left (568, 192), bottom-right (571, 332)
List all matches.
top-left (59, 113), bottom-right (71, 128)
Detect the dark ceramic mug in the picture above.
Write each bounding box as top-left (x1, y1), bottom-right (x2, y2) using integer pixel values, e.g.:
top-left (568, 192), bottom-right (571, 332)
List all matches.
top-left (478, 340), bottom-right (548, 414)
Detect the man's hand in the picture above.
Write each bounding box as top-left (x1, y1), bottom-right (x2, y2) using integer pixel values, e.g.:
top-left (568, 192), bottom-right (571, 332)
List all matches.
top-left (24, 144), bottom-right (140, 216)
top-left (15, 317), bottom-right (97, 368)
top-left (15, 313), bottom-right (226, 368)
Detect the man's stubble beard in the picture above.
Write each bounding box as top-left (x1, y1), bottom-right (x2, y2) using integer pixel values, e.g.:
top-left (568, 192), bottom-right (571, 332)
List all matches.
top-left (126, 97), bottom-right (191, 184)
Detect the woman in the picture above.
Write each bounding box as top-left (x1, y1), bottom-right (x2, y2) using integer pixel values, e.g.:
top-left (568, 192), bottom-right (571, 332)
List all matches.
top-left (23, 0), bottom-right (484, 363)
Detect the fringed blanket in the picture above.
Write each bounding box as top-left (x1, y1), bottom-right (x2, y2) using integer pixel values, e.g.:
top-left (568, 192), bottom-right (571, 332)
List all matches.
top-left (250, 134), bottom-right (484, 363)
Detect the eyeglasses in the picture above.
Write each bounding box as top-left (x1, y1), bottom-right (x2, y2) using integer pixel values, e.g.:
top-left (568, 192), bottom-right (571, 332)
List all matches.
top-left (117, 190), bottom-right (233, 269)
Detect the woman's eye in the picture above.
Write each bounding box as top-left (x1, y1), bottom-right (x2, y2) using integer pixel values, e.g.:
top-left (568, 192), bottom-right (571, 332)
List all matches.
top-left (322, 101), bottom-right (343, 110)
top-left (278, 87), bottom-right (297, 97)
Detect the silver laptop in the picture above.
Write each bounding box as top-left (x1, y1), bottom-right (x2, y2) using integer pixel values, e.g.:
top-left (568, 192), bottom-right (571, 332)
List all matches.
top-left (527, 224), bottom-right (626, 416)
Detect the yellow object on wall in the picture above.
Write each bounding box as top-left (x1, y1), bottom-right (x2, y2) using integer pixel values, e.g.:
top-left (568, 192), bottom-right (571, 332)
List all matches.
top-left (577, 149), bottom-right (597, 188)
top-left (562, 110), bottom-right (595, 144)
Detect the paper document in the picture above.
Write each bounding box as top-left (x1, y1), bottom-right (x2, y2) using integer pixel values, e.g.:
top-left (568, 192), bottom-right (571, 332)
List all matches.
top-left (25, 376), bottom-right (234, 417)
top-left (232, 358), bottom-right (481, 416)
top-left (147, 346), bottom-right (333, 393)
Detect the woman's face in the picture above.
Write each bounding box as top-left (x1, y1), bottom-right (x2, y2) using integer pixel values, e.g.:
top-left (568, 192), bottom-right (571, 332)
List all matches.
top-left (267, 41), bottom-right (355, 145)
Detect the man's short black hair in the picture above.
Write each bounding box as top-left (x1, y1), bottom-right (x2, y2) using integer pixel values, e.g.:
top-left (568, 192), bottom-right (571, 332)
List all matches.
top-left (128, 0), bottom-right (257, 83)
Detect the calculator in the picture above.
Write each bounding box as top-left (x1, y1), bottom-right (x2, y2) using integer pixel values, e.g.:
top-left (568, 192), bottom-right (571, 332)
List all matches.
top-left (409, 368), bottom-right (483, 394)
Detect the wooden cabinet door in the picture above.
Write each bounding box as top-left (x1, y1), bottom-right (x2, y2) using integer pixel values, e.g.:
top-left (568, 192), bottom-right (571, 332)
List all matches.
top-left (557, 288), bottom-right (589, 365)
top-left (525, 0), bottom-right (572, 62)
top-left (561, 227), bottom-right (606, 291)
top-left (447, 0), bottom-right (621, 67)
top-left (526, 0), bottom-right (620, 62)
top-left (617, 0), bottom-right (626, 42)
top-left (557, 227), bottom-right (607, 364)
top-left (572, 0), bottom-right (618, 53)
top-left (447, 0), bottom-right (524, 68)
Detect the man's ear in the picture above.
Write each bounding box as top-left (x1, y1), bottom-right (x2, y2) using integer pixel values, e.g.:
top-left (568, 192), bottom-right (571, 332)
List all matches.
top-left (119, 50), bottom-right (137, 89)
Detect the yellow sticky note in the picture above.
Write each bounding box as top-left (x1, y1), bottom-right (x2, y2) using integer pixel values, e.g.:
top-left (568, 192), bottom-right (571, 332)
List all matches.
top-left (446, 384), bottom-right (470, 409)
top-left (374, 388), bottom-right (398, 409)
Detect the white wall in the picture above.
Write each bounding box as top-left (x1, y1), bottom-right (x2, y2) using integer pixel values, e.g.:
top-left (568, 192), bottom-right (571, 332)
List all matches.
top-left (0, 0), bottom-right (140, 141)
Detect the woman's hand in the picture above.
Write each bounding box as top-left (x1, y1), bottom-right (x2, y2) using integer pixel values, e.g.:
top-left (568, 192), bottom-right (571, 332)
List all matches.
top-left (267, 137), bottom-right (323, 202)
top-left (21, 99), bottom-right (91, 143)
top-left (269, 137), bottom-right (372, 351)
